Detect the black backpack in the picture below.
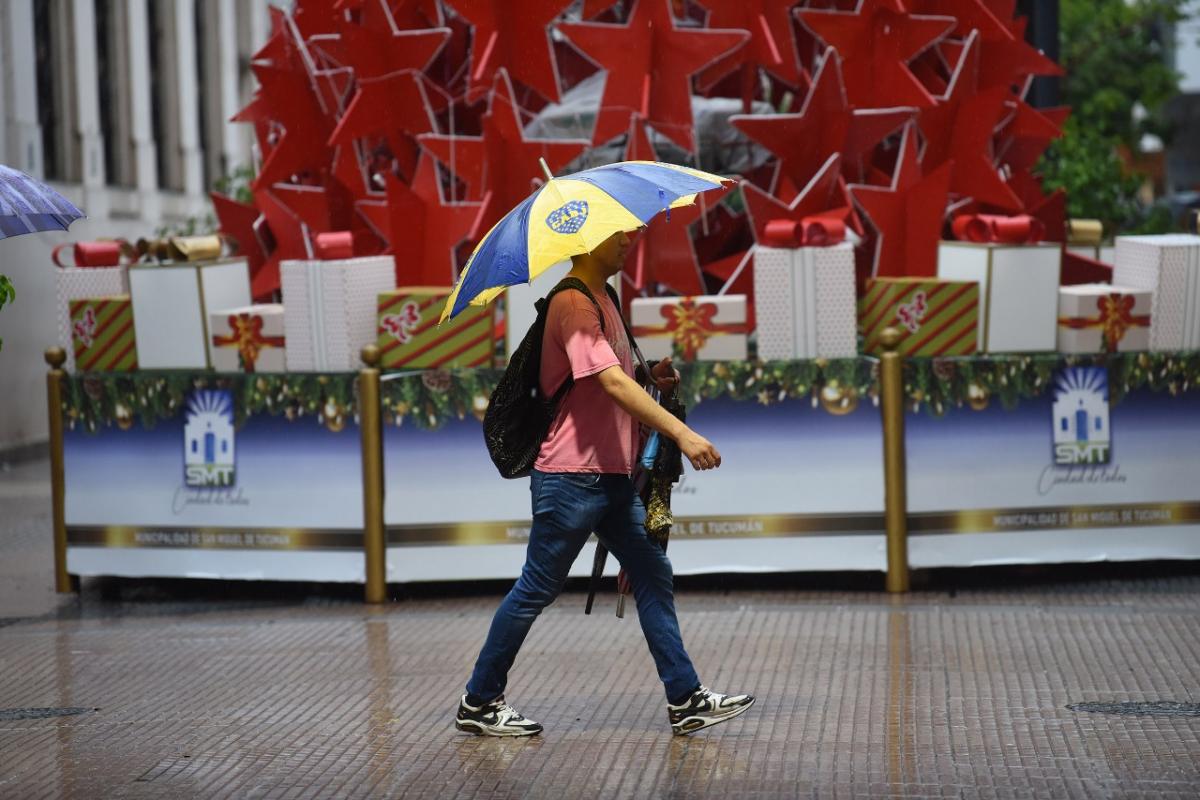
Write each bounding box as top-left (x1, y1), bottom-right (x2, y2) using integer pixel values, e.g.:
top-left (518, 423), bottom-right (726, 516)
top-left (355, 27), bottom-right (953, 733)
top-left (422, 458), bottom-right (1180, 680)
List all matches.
top-left (483, 277), bottom-right (624, 479)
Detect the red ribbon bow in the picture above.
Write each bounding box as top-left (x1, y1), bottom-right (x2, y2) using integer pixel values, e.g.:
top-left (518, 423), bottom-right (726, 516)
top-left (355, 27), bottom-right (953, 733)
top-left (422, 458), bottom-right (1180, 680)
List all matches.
top-left (631, 298), bottom-right (748, 361)
top-left (951, 214), bottom-right (1046, 244)
top-left (212, 313), bottom-right (285, 372)
top-left (1057, 294), bottom-right (1151, 351)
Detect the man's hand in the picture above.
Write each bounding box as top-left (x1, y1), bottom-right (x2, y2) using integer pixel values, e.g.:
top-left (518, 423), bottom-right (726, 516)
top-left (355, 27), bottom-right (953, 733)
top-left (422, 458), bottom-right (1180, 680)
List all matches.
top-left (677, 429), bottom-right (721, 471)
top-left (650, 356), bottom-right (680, 396)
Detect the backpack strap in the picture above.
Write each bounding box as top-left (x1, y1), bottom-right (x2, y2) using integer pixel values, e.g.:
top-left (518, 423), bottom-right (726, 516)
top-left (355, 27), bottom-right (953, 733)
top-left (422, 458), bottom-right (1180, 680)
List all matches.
top-left (604, 283), bottom-right (654, 385)
top-left (535, 276), bottom-right (607, 405)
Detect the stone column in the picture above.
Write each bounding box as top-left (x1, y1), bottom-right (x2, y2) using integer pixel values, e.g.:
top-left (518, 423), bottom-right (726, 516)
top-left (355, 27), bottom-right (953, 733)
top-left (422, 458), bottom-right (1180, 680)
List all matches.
top-left (173, 0), bottom-right (204, 196)
top-left (125, 0), bottom-right (161, 219)
top-left (70, 0), bottom-right (109, 216)
top-left (3, 0), bottom-right (43, 176)
top-left (216, 0), bottom-right (248, 177)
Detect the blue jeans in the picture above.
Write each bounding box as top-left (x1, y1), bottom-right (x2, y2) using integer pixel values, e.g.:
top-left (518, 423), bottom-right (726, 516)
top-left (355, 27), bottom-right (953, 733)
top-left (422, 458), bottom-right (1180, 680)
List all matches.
top-left (466, 469), bottom-right (700, 703)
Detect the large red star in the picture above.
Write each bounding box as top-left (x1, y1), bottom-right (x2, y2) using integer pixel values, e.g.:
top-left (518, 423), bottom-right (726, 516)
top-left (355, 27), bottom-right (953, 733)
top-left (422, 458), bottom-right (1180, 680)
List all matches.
top-left (327, 70), bottom-right (438, 153)
top-left (742, 154), bottom-right (853, 243)
top-left (695, 0), bottom-right (805, 89)
top-left (329, 0), bottom-right (449, 79)
top-left (908, 0), bottom-right (1011, 39)
top-left (355, 154), bottom-right (489, 286)
top-left (212, 193), bottom-right (268, 283)
top-left (417, 71), bottom-right (589, 226)
top-left (731, 48), bottom-right (914, 188)
top-left (995, 102), bottom-right (1066, 174)
top-left (559, 0), bottom-right (749, 152)
top-left (448, 0), bottom-right (573, 103)
top-left (918, 31), bottom-right (1022, 211)
top-left (796, 0), bottom-right (956, 109)
top-left (251, 189), bottom-right (315, 299)
top-left (235, 62), bottom-right (336, 189)
top-left (848, 123), bottom-right (952, 279)
top-left (621, 119), bottom-right (708, 296)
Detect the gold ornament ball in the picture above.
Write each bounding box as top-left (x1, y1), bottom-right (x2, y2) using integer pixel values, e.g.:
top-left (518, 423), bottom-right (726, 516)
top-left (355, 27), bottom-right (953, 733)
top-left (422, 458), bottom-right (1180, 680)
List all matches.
top-left (471, 395), bottom-right (489, 422)
top-left (325, 414), bottom-right (345, 433)
top-left (967, 382), bottom-right (989, 411)
top-left (819, 381), bottom-right (859, 416)
top-left (114, 403), bottom-right (134, 430)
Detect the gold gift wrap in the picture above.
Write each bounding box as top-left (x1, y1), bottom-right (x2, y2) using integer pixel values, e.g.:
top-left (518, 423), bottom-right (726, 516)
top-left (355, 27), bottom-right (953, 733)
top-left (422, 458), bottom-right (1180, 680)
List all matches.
top-left (136, 234), bottom-right (226, 263)
top-left (1067, 219), bottom-right (1104, 246)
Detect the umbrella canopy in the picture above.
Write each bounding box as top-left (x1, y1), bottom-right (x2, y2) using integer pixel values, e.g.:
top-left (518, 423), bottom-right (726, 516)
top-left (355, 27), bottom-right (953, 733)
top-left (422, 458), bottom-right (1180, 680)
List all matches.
top-left (0, 164), bottom-right (85, 240)
top-left (441, 160), bottom-right (729, 323)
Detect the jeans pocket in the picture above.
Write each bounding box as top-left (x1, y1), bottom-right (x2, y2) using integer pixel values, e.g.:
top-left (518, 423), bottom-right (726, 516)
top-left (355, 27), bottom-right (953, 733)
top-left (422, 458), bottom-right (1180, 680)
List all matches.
top-left (560, 472), bottom-right (602, 489)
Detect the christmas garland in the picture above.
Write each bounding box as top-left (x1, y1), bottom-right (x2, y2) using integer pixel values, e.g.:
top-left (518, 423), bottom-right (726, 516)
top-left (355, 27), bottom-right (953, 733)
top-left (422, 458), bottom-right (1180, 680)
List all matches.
top-left (62, 351), bottom-right (1200, 433)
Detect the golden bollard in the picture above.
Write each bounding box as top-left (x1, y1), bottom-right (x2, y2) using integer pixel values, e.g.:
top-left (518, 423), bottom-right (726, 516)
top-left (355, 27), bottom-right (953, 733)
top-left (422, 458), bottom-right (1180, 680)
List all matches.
top-left (359, 345), bottom-right (387, 604)
top-left (878, 328), bottom-right (910, 593)
top-left (45, 347), bottom-right (72, 593)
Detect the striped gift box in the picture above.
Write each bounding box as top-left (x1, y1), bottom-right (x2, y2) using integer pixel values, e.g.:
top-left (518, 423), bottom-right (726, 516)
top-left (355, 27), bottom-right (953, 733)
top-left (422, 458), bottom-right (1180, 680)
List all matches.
top-left (377, 288), bottom-right (494, 369)
top-left (859, 278), bottom-right (979, 356)
top-left (69, 295), bottom-right (138, 371)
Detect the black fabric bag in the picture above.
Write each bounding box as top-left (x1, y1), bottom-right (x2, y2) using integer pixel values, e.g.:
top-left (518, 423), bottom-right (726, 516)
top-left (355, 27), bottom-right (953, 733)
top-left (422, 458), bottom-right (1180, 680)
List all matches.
top-left (482, 277), bottom-right (617, 479)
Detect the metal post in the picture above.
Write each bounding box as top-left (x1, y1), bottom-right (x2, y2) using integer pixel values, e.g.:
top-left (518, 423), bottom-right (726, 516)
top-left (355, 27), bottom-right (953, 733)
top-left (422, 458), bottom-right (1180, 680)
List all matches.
top-left (879, 328), bottom-right (910, 593)
top-left (45, 347), bottom-right (72, 593)
top-left (359, 345), bottom-right (387, 604)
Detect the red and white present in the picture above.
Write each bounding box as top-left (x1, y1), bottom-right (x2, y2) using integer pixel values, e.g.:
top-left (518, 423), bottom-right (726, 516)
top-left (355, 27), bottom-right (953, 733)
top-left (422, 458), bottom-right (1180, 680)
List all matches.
top-left (55, 265), bottom-right (128, 372)
top-left (1057, 285), bottom-right (1152, 353)
top-left (753, 243), bottom-right (857, 360)
top-left (630, 295), bottom-right (749, 362)
top-left (210, 304), bottom-right (287, 372)
top-left (281, 256), bottom-right (396, 371)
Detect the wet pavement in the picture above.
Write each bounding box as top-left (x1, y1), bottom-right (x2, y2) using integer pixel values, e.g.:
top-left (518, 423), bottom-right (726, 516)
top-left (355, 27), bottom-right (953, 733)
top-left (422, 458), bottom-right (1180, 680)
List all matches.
top-left (2, 457), bottom-right (1200, 799)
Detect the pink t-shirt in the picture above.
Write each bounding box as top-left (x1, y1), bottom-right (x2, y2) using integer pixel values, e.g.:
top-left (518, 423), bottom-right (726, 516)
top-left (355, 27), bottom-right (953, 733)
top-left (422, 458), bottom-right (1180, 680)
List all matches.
top-left (534, 288), bottom-right (638, 474)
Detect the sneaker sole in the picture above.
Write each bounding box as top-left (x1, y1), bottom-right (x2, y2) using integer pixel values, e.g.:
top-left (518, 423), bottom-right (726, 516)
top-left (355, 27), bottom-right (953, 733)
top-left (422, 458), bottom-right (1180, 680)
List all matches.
top-left (455, 719), bottom-right (542, 738)
top-left (671, 697), bottom-right (756, 736)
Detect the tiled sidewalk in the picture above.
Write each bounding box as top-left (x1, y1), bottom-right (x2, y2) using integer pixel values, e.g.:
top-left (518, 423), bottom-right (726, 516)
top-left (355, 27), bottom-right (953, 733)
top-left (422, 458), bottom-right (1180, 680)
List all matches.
top-left (2, 459), bottom-right (1199, 799)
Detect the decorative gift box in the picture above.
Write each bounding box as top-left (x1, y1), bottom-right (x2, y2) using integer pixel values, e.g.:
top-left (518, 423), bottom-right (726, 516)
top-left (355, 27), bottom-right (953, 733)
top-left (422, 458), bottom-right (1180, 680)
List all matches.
top-left (55, 264), bottom-right (129, 373)
top-left (128, 259), bottom-right (252, 369)
top-left (1057, 285), bottom-right (1151, 354)
top-left (209, 304), bottom-right (287, 373)
top-left (753, 243), bottom-right (857, 360)
top-left (377, 287), bottom-right (495, 369)
top-left (504, 261), bottom-right (571, 361)
top-left (69, 295), bottom-right (137, 372)
top-left (281, 256), bottom-right (396, 371)
top-left (859, 278), bottom-right (979, 356)
top-left (1112, 234), bottom-right (1200, 351)
top-left (630, 295), bottom-right (749, 362)
top-left (937, 242), bottom-right (1061, 353)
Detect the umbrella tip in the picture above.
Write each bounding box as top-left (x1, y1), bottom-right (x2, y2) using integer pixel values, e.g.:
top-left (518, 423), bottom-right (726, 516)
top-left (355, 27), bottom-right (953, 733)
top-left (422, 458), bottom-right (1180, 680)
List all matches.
top-left (538, 158), bottom-right (554, 182)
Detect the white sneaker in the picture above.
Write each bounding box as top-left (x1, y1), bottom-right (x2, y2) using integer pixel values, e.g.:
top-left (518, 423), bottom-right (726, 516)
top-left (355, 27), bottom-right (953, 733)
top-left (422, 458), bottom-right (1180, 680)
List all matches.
top-left (667, 686), bottom-right (756, 735)
top-left (454, 695), bottom-right (543, 737)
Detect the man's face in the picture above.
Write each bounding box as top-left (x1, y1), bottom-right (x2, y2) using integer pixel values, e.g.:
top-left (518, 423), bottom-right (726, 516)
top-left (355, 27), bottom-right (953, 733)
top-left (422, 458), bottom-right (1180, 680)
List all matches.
top-left (593, 230), bottom-right (632, 277)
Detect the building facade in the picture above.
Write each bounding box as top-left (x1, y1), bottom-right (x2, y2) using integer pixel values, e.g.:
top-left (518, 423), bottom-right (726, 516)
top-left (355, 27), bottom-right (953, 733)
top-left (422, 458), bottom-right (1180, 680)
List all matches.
top-left (0, 0), bottom-right (270, 451)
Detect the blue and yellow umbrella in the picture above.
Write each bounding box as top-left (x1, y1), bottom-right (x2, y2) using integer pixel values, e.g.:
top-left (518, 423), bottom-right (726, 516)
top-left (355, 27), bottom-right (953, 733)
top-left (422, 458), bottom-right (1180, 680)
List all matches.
top-left (440, 160), bottom-right (730, 322)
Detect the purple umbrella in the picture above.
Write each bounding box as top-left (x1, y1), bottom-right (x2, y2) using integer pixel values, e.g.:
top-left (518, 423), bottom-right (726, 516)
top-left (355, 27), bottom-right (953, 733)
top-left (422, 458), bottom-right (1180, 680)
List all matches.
top-left (0, 164), bottom-right (85, 239)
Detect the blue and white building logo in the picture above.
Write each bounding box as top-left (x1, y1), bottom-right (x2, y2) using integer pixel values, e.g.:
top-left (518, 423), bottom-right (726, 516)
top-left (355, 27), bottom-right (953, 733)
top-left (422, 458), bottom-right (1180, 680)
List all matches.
top-left (1052, 367), bottom-right (1111, 466)
top-left (184, 390), bottom-right (236, 487)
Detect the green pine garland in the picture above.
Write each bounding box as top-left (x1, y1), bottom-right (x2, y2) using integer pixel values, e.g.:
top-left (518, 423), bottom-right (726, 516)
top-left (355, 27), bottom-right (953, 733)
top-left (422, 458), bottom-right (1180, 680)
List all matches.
top-left (62, 351), bottom-right (1200, 433)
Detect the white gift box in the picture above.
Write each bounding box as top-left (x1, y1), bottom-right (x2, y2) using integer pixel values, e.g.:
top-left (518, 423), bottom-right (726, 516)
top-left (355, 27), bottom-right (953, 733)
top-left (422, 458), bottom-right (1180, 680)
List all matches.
top-left (208, 304), bottom-right (287, 373)
top-left (630, 295), bottom-right (749, 362)
top-left (504, 261), bottom-right (571, 361)
top-left (128, 259), bottom-right (252, 369)
top-left (937, 242), bottom-right (1061, 353)
top-left (55, 266), bottom-right (129, 372)
top-left (281, 256), bottom-right (396, 371)
top-left (753, 243), bottom-right (857, 360)
top-left (1057, 284), bottom-right (1152, 353)
top-left (1112, 234), bottom-right (1200, 351)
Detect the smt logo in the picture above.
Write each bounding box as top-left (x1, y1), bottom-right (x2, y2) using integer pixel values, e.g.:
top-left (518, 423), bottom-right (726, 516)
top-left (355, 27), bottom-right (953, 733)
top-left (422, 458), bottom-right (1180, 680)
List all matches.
top-left (1052, 367), bottom-right (1111, 466)
top-left (184, 390), bottom-right (236, 487)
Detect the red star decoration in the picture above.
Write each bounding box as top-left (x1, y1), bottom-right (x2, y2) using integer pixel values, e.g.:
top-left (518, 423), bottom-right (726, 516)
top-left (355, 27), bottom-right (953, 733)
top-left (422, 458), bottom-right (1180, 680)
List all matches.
top-left (559, 0), bottom-right (749, 152)
top-left (328, 1), bottom-right (449, 80)
top-left (918, 31), bottom-right (1022, 211)
top-left (995, 102), bottom-right (1067, 174)
top-left (355, 154), bottom-right (490, 286)
top-left (796, 0), bottom-right (956, 109)
top-left (328, 71), bottom-right (438, 151)
top-left (251, 189), bottom-right (316, 299)
top-left (741, 154), bottom-right (853, 243)
top-left (695, 0), bottom-right (806, 88)
top-left (848, 123), bottom-right (952, 279)
top-left (335, 0), bottom-right (444, 29)
top-left (417, 71), bottom-right (589, 226)
top-left (621, 119), bottom-right (708, 296)
top-left (731, 48), bottom-right (914, 188)
top-left (908, 0), bottom-right (1011, 39)
top-left (449, 0), bottom-right (573, 103)
top-left (212, 193), bottom-right (268, 281)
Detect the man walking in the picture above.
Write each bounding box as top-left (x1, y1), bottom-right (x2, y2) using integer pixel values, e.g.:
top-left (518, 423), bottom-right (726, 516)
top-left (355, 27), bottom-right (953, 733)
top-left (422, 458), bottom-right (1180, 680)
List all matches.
top-left (455, 230), bottom-right (755, 737)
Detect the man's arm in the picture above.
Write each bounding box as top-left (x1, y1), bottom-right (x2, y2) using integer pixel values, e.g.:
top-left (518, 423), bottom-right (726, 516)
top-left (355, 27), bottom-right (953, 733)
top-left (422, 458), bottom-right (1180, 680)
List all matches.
top-left (595, 365), bottom-right (722, 471)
